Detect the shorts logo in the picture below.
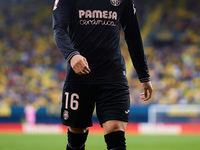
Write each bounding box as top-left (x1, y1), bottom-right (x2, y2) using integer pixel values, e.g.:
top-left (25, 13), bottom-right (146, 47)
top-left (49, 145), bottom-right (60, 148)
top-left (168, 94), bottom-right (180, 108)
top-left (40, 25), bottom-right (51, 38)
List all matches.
top-left (125, 110), bottom-right (130, 114)
top-left (53, 0), bottom-right (59, 10)
top-left (110, 0), bottom-right (121, 7)
top-left (63, 110), bottom-right (69, 120)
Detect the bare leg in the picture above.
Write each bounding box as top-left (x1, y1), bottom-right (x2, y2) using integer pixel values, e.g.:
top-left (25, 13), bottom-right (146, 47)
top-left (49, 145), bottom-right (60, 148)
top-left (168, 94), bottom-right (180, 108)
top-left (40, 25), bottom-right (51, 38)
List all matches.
top-left (102, 120), bottom-right (127, 135)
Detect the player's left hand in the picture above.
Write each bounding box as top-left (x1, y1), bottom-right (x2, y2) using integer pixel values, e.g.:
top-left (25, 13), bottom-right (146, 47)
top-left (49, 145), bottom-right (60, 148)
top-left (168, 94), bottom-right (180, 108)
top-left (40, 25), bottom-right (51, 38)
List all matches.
top-left (140, 81), bottom-right (153, 101)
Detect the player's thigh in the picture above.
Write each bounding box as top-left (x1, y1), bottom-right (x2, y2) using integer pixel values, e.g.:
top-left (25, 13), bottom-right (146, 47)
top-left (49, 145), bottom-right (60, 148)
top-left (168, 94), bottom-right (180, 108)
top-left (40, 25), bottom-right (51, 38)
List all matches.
top-left (61, 83), bottom-right (97, 128)
top-left (96, 83), bottom-right (130, 126)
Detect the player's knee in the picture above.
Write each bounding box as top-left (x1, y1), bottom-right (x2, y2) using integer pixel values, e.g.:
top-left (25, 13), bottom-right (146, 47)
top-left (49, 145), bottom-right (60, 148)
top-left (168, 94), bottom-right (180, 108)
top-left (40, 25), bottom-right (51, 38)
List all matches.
top-left (104, 131), bottom-right (126, 150)
top-left (69, 127), bottom-right (88, 134)
top-left (103, 120), bottom-right (127, 135)
top-left (67, 129), bottom-right (88, 150)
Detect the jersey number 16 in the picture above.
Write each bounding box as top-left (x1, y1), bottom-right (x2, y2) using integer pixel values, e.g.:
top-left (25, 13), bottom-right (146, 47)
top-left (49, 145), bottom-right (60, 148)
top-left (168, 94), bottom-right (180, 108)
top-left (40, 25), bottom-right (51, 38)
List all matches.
top-left (65, 92), bottom-right (79, 110)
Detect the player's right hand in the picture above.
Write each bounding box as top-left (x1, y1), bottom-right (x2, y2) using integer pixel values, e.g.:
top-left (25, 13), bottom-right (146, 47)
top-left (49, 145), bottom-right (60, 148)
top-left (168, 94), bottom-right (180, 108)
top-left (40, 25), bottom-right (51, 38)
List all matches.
top-left (70, 55), bottom-right (91, 75)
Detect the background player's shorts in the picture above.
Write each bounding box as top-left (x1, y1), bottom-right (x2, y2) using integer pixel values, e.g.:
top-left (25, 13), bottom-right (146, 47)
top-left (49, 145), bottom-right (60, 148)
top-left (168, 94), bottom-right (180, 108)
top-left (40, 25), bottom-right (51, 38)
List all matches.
top-left (61, 83), bottom-right (130, 128)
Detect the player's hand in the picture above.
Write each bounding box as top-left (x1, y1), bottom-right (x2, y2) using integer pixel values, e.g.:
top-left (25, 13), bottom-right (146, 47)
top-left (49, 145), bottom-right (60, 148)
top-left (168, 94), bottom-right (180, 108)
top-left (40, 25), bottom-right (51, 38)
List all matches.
top-left (70, 55), bottom-right (91, 75)
top-left (140, 81), bottom-right (153, 101)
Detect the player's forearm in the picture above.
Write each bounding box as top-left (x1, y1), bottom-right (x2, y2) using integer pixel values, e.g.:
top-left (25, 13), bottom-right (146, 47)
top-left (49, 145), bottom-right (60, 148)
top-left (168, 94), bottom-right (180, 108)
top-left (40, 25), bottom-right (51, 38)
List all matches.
top-left (53, 28), bottom-right (80, 61)
top-left (130, 48), bottom-right (150, 83)
top-left (126, 31), bottom-right (150, 82)
top-left (128, 39), bottom-right (150, 82)
top-left (124, 23), bottom-right (150, 82)
top-left (53, 13), bottom-right (80, 61)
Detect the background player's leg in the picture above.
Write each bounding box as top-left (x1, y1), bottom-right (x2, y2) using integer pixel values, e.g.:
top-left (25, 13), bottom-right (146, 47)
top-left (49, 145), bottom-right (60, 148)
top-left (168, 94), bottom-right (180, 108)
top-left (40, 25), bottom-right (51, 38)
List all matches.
top-left (103, 120), bottom-right (127, 150)
top-left (67, 127), bottom-right (89, 150)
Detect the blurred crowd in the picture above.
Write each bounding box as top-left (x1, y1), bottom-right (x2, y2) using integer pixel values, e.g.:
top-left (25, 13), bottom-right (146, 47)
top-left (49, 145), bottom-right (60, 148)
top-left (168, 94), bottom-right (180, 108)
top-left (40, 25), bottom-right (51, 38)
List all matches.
top-left (129, 0), bottom-right (200, 105)
top-left (0, 0), bottom-right (199, 108)
top-left (0, 0), bottom-right (64, 107)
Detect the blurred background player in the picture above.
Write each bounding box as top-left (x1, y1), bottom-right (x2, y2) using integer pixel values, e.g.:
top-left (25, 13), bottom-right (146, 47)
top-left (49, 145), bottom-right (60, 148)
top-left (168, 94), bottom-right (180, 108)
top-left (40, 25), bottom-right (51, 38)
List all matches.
top-left (24, 104), bottom-right (36, 125)
top-left (53, 0), bottom-right (153, 150)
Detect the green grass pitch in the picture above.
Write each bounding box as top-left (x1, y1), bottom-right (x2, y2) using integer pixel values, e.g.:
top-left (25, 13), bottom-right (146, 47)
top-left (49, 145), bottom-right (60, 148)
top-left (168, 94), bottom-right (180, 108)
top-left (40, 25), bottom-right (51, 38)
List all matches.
top-left (0, 134), bottom-right (200, 150)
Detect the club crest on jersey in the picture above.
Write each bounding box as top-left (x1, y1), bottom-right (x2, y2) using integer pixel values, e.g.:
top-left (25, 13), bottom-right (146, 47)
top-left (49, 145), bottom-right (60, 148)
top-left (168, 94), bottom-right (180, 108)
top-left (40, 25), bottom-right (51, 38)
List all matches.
top-left (63, 110), bottom-right (69, 120)
top-left (110, 0), bottom-right (121, 7)
top-left (53, 0), bottom-right (59, 10)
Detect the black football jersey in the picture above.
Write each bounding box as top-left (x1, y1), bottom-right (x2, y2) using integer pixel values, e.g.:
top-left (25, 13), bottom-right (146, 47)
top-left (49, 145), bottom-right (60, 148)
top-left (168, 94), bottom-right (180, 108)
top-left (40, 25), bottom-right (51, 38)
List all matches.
top-left (53, 0), bottom-right (150, 84)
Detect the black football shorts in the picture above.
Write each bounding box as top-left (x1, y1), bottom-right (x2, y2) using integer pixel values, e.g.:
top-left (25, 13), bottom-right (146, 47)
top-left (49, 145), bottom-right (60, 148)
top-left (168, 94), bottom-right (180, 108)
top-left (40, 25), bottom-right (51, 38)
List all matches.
top-left (61, 83), bottom-right (130, 128)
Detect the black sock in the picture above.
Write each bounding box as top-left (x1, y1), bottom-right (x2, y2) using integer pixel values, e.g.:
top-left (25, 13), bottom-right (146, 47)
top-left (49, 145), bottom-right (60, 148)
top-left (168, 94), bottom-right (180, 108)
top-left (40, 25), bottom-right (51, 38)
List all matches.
top-left (104, 131), bottom-right (126, 150)
top-left (67, 129), bottom-right (88, 150)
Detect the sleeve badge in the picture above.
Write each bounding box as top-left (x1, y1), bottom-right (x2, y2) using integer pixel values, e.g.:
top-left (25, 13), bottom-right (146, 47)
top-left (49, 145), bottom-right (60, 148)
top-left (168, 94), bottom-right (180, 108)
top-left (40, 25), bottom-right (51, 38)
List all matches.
top-left (53, 0), bottom-right (59, 10)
